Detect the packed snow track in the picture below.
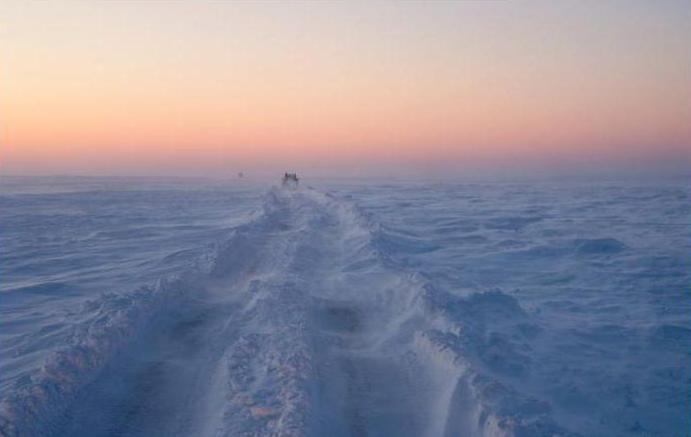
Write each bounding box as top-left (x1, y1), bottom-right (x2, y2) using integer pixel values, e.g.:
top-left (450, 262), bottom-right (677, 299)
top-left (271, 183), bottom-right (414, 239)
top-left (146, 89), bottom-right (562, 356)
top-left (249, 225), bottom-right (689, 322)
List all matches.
top-left (1, 187), bottom-right (582, 436)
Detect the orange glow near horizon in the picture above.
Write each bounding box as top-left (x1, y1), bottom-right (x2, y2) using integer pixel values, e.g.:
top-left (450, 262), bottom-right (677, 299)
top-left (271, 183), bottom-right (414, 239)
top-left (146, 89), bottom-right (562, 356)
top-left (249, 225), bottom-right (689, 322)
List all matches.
top-left (2, 1), bottom-right (690, 176)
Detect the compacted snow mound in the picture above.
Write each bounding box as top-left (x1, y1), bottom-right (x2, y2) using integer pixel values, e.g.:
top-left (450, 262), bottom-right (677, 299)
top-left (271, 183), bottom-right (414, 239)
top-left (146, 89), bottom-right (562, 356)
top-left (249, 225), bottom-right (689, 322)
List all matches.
top-left (0, 276), bottom-right (193, 436)
top-left (2, 182), bottom-right (689, 437)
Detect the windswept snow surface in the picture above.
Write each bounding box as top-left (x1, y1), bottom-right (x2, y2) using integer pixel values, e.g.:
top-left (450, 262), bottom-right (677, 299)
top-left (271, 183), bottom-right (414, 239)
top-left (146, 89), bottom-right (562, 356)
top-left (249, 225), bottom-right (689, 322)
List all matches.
top-left (1, 177), bottom-right (689, 436)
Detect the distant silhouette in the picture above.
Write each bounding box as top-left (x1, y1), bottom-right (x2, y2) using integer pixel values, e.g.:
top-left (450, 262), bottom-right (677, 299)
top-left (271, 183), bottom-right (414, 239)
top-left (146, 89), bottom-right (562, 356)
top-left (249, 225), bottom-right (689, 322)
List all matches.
top-left (282, 172), bottom-right (299, 188)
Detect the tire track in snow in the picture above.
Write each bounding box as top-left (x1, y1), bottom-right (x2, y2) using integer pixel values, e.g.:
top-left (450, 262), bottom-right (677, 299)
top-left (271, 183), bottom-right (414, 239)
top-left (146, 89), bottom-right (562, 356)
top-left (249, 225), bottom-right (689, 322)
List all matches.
top-left (4, 187), bottom-right (474, 437)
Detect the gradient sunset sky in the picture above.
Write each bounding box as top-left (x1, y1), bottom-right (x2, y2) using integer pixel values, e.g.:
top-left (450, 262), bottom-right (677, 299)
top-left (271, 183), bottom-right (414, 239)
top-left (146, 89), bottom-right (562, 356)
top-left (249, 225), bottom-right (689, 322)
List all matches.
top-left (2, 0), bottom-right (690, 176)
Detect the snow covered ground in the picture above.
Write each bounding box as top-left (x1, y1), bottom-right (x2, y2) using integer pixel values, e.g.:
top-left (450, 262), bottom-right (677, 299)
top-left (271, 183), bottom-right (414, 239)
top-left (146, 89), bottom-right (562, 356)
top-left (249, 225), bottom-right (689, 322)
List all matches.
top-left (1, 176), bottom-right (689, 436)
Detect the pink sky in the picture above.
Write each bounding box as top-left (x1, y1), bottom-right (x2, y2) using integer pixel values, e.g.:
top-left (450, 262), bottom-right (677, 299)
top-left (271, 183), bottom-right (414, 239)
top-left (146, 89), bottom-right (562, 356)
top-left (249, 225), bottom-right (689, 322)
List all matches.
top-left (2, 1), bottom-right (690, 176)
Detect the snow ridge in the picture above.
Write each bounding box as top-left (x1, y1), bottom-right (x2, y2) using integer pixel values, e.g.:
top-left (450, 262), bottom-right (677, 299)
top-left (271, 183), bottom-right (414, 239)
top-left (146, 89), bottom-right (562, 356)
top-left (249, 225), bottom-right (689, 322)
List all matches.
top-left (2, 187), bottom-right (575, 437)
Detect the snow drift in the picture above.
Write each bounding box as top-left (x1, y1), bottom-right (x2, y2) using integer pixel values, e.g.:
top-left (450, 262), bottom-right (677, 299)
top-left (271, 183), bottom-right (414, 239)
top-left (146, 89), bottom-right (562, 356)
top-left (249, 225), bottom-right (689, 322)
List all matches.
top-left (2, 185), bottom-right (686, 437)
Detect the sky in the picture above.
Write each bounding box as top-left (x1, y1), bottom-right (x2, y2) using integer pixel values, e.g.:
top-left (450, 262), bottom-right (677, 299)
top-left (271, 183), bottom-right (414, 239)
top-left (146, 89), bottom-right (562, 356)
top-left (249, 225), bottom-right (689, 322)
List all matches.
top-left (1, 0), bottom-right (690, 177)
